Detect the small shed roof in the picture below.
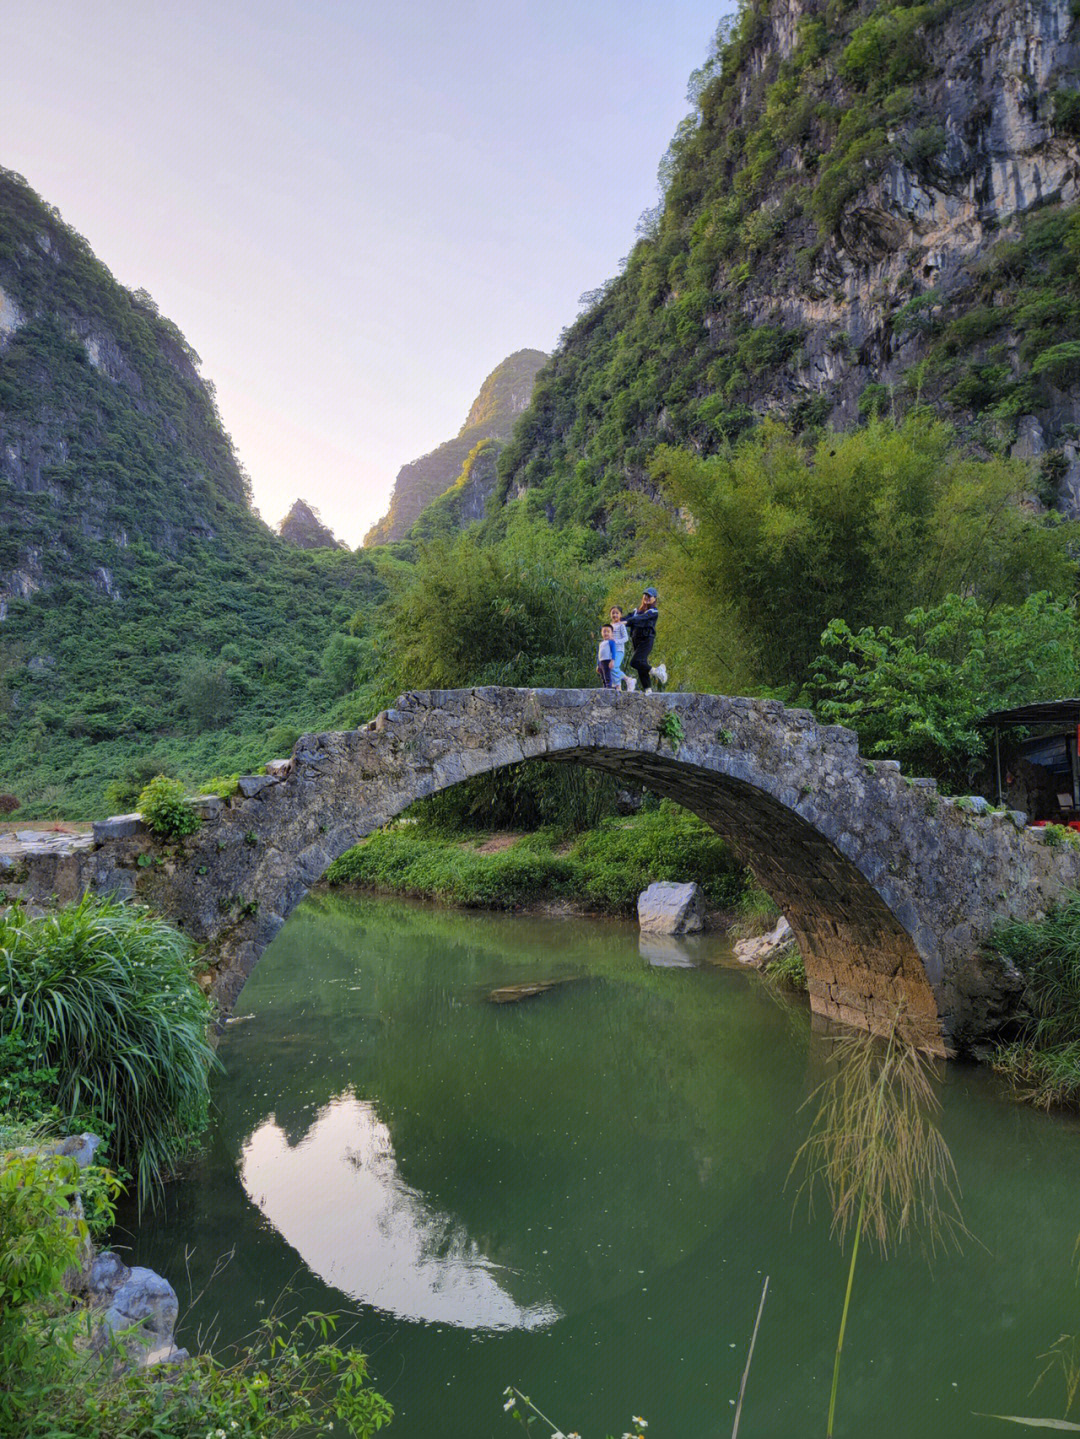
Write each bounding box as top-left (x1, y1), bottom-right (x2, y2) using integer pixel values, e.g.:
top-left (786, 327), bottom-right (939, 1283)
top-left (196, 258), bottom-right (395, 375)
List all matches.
top-left (977, 699), bottom-right (1080, 728)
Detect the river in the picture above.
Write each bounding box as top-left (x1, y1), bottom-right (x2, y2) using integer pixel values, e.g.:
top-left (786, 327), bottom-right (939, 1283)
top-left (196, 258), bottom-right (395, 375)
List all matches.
top-left (119, 892), bottom-right (1080, 1438)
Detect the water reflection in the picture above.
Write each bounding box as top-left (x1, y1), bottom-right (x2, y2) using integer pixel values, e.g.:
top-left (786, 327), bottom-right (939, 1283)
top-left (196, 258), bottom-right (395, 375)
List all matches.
top-left (638, 932), bottom-right (702, 967)
top-left (240, 1093), bottom-right (561, 1331)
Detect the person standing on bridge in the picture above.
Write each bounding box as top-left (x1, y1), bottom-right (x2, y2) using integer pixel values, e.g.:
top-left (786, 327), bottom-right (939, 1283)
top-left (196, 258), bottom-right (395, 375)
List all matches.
top-left (624, 588), bottom-right (659, 693)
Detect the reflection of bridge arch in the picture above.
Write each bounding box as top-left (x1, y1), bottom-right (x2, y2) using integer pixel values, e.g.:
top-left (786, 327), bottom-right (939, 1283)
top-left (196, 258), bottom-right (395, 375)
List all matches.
top-left (42, 689), bottom-right (1080, 1055)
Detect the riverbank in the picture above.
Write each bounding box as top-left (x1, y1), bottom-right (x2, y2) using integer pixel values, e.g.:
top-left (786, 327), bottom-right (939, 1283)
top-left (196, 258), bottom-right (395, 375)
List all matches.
top-left (324, 802), bottom-right (747, 916)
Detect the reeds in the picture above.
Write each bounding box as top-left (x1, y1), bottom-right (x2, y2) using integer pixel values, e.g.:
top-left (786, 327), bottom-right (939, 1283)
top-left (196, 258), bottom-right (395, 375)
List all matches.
top-left (0, 895), bottom-right (219, 1206)
top-left (790, 1016), bottom-right (965, 1436)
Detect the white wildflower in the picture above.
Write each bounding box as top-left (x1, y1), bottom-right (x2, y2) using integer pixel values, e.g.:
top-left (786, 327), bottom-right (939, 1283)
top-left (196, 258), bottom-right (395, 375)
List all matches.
top-left (504, 1398), bottom-right (516, 1411)
top-left (632, 1420), bottom-right (648, 1430)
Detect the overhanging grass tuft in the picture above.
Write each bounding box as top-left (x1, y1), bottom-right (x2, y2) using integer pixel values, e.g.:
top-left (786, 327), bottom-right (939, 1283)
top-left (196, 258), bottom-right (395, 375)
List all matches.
top-left (0, 895), bottom-right (219, 1206)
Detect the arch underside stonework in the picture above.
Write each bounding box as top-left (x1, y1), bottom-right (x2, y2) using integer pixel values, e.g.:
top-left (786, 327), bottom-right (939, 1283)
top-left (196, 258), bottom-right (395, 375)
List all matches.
top-left (26, 688), bottom-right (1080, 1058)
top-left (567, 750), bottom-right (941, 1049)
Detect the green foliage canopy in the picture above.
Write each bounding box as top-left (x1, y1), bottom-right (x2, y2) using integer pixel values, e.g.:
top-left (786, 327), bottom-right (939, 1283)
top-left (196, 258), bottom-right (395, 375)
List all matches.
top-left (638, 417), bottom-right (1075, 690)
top-left (804, 593), bottom-right (1080, 790)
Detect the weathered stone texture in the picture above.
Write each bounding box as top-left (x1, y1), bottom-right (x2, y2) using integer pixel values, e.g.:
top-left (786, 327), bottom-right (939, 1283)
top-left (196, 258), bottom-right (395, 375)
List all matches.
top-left (15, 688), bottom-right (1080, 1056)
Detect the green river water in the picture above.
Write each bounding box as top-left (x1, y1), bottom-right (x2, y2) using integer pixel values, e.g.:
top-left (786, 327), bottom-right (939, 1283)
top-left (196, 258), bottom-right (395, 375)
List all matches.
top-left (120, 892), bottom-right (1080, 1439)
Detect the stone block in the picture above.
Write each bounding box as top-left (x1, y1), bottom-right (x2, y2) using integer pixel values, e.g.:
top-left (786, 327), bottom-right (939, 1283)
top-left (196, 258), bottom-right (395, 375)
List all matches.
top-left (637, 881), bottom-right (706, 935)
top-left (187, 795), bottom-right (224, 820)
top-left (236, 774), bottom-right (280, 799)
top-left (92, 813), bottom-right (146, 841)
top-left (87, 1251), bottom-right (131, 1298)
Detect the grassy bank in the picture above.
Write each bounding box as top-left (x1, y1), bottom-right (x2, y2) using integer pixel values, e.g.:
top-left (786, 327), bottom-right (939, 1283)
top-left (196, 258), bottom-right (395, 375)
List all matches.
top-left (0, 895), bottom-right (393, 1437)
top-left (325, 802), bottom-right (746, 914)
top-left (990, 893), bottom-right (1080, 1109)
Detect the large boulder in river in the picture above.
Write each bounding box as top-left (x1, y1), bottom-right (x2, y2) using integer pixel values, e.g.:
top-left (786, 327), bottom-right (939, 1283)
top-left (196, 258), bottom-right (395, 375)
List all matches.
top-left (637, 881), bottom-right (705, 935)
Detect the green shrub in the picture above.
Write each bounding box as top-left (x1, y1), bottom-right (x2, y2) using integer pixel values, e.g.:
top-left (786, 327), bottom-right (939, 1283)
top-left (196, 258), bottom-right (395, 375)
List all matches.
top-left (24, 1310), bottom-right (392, 1439)
top-left (1031, 339), bottom-right (1080, 386)
top-left (731, 880), bottom-right (782, 939)
top-left (201, 773), bottom-right (240, 799)
top-left (327, 803), bottom-right (745, 915)
top-left (858, 382), bottom-right (891, 418)
top-left (137, 774), bottom-right (199, 838)
top-left (0, 1149), bottom-right (121, 1429)
top-left (763, 943), bottom-right (807, 990)
top-left (905, 123), bottom-right (946, 168)
top-left (990, 893), bottom-right (1080, 1107)
top-left (0, 896), bottom-right (218, 1203)
top-left (265, 722), bottom-right (302, 755)
top-left (1053, 87), bottom-right (1080, 137)
top-left (0, 1031), bottom-right (61, 1128)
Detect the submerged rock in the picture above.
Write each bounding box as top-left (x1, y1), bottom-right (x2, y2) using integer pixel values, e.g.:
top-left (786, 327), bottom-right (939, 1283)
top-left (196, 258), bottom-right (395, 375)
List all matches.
top-left (639, 932), bottom-right (700, 967)
top-left (487, 979), bottom-right (566, 1004)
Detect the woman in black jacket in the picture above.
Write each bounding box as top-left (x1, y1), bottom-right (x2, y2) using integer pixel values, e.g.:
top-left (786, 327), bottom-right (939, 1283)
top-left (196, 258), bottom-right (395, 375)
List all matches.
top-left (624, 587), bottom-right (658, 692)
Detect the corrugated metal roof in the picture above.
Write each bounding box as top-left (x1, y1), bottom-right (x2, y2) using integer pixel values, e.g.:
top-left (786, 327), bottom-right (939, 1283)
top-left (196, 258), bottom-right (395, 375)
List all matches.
top-left (977, 699), bottom-right (1080, 727)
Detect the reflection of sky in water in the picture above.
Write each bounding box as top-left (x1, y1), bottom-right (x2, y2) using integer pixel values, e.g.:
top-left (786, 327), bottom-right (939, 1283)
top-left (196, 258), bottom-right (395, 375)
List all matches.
top-left (240, 1094), bottom-right (561, 1331)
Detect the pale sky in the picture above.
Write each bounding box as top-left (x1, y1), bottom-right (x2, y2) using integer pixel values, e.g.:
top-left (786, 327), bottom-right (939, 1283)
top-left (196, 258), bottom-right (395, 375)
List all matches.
top-left (2, 1), bottom-right (732, 546)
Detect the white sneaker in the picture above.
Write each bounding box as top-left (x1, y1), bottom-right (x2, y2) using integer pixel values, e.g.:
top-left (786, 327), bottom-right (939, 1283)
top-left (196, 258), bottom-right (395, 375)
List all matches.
top-left (643, 687), bottom-right (652, 694)
top-left (625, 676), bottom-right (637, 692)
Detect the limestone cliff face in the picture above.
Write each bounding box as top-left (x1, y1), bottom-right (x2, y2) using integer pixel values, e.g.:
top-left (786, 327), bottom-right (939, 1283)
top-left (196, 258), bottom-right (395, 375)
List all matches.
top-left (0, 167), bottom-right (265, 617)
top-left (364, 348), bottom-right (547, 545)
top-left (407, 439), bottom-right (501, 541)
top-left (498, 0), bottom-right (1080, 519)
top-left (278, 499), bottom-right (344, 550)
top-left (763, 0), bottom-right (1080, 423)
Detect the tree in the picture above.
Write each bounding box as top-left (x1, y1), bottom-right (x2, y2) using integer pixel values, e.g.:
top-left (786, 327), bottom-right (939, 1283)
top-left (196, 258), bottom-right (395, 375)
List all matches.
top-left (637, 416), bottom-right (1076, 691)
top-left (178, 656), bottom-right (234, 727)
top-left (804, 593), bottom-right (1080, 790)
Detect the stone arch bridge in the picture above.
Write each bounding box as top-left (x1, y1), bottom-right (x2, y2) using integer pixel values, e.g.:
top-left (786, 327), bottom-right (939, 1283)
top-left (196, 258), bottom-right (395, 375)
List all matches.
top-left (14, 688), bottom-right (1080, 1056)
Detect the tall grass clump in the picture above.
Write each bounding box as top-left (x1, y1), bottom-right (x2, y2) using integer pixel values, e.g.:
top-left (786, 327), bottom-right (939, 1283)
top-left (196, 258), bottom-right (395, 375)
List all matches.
top-left (990, 892), bottom-right (1080, 1109)
top-left (790, 1019), bottom-right (965, 1437)
top-left (0, 896), bottom-right (219, 1205)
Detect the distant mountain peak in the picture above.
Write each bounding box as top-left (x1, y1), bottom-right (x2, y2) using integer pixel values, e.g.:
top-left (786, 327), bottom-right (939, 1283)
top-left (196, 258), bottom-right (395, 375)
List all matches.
top-left (365, 348), bottom-right (548, 546)
top-left (278, 499), bottom-right (344, 550)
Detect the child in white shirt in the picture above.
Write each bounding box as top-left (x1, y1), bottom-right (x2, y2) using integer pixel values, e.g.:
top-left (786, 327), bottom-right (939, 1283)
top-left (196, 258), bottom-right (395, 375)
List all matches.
top-left (596, 624), bottom-right (616, 687)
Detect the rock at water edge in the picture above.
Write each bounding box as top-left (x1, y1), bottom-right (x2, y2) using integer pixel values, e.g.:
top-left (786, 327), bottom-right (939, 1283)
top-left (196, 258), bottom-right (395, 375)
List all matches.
top-left (733, 916), bottom-right (794, 968)
top-left (637, 881), bottom-right (706, 935)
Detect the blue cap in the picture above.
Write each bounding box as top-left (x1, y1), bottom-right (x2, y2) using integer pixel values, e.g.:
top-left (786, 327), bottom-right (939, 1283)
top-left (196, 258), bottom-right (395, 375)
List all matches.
top-left (644, 587), bottom-right (657, 598)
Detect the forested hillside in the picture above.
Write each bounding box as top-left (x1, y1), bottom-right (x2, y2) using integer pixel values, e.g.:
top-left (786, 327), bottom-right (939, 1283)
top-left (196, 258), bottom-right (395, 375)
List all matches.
top-left (498, 0), bottom-right (1080, 525)
top-left (0, 168), bottom-right (393, 817)
top-left (364, 348), bottom-right (547, 544)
